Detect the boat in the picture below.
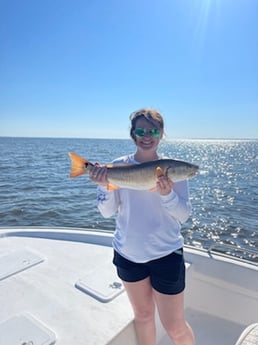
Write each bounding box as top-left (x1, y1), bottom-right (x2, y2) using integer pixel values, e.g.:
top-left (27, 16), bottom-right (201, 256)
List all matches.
top-left (0, 227), bottom-right (257, 345)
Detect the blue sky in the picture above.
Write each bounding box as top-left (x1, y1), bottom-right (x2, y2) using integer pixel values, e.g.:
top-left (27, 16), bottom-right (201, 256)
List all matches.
top-left (1, 0), bottom-right (257, 139)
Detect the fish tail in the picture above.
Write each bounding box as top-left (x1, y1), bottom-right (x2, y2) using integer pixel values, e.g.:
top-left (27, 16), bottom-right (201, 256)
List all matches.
top-left (68, 152), bottom-right (92, 178)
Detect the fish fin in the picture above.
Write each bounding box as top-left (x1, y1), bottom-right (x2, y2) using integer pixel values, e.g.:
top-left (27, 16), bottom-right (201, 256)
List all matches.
top-left (68, 152), bottom-right (92, 178)
top-left (107, 183), bottom-right (120, 190)
top-left (156, 166), bottom-right (164, 178)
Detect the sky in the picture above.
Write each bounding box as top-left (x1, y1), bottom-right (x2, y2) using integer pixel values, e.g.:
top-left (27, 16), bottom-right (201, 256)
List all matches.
top-left (0, 0), bottom-right (257, 139)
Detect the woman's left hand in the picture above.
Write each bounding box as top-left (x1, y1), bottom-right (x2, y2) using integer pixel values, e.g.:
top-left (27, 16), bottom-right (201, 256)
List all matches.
top-left (156, 175), bottom-right (174, 196)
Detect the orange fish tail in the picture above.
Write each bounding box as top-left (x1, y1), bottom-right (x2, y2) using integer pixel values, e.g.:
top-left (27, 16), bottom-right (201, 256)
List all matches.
top-left (68, 152), bottom-right (92, 178)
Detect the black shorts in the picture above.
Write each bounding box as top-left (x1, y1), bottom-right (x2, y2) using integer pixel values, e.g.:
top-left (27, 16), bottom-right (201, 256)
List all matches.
top-left (113, 249), bottom-right (185, 295)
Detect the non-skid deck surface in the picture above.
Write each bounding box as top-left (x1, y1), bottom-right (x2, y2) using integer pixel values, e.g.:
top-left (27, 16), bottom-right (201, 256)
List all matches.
top-left (158, 309), bottom-right (245, 345)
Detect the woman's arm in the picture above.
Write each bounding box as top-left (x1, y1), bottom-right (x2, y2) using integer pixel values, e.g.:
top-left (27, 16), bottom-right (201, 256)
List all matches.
top-left (89, 164), bottom-right (120, 218)
top-left (97, 186), bottom-right (120, 218)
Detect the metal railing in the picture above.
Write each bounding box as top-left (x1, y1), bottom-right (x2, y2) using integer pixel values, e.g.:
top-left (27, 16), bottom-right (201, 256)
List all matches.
top-left (207, 243), bottom-right (258, 264)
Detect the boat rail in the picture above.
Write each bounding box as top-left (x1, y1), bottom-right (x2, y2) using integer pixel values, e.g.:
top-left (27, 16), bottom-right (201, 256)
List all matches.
top-left (207, 243), bottom-right (258, 265)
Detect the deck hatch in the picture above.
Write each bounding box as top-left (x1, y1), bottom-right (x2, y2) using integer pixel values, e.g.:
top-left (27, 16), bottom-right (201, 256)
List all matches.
top-left (0, 313), bottom-right (56, 345)
top-left (75, 261), bottom-right (124, 302)
top-left (0, 249), bottom-right (44, 281)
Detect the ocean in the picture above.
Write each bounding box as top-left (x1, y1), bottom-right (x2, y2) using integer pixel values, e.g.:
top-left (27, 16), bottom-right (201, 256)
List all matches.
top-left (0, 137), bottom-right (257, 261)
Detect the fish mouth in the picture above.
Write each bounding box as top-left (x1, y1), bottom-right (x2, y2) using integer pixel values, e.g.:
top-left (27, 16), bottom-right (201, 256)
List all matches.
top-left (189, 165), bottom-right (199, 177)
top-left (189, 171), bottom-right (197, 177)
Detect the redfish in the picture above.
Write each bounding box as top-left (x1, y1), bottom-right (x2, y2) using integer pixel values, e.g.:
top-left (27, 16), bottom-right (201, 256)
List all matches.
top-left (68, 152), bottom-right (198, 191)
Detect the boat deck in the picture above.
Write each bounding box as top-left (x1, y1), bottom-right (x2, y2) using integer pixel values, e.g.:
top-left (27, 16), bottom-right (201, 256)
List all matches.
top-left (0, 229), bottom-right (135, 345)
top-left (159, 309), bottom-right (244, 345)
top-left (0, 228), bottom-right (257, 345)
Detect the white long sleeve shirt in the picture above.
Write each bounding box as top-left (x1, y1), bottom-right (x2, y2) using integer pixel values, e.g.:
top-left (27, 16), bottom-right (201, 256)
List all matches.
top-left (97, 154), bottom-right (192, 263)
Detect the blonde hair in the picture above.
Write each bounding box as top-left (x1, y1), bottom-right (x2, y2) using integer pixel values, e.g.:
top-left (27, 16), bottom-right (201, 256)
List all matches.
top-left (129, 108), bottom-right (164, 139)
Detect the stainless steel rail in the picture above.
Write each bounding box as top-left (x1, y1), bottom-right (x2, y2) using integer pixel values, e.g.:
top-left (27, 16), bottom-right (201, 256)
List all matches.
top-left (208, 243), bottom-right (258, 262)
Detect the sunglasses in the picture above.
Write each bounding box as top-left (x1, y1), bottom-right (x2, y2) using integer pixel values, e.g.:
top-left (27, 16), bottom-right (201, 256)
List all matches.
top-left (134, 127), bottom-right (161, 138)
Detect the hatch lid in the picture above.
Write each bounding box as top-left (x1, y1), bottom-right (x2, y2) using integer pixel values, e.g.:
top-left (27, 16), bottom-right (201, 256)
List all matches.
top-left (0, 249), bottom-right (44, 280)
top-left (0, 313), bottom-right (56, 345)
top-left (75, 261), bottom-right (124, 303)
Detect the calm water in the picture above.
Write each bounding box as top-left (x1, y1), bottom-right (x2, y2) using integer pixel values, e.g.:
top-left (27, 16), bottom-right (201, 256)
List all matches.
top-left (0, 137), bottom-right (257, 261)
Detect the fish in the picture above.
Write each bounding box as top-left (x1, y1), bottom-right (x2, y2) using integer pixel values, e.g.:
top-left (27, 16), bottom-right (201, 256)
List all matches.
top-left (68, 152), bottom-right (199, 191)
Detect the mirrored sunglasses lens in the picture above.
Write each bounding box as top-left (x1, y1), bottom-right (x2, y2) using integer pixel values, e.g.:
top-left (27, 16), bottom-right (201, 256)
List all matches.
top-left (149, 129), bottom-right (161, 137)
top-left (134, 128), bottom-right (146, 137)
top-left (134, 128), bottom-right (161, 138)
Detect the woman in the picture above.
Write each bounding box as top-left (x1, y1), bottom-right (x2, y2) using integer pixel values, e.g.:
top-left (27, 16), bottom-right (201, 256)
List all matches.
top-left (90, 108), bottom-right (195, 345)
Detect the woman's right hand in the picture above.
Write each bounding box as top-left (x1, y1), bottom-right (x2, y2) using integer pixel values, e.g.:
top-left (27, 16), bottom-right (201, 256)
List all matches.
top-left (89, 164), bottom-right (109, 187)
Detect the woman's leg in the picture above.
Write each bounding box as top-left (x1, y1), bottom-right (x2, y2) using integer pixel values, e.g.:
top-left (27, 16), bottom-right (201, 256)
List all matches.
top-left (123, 277), bottom-right (156, 345)
top-left (154, 290), bottom-right (195, 345)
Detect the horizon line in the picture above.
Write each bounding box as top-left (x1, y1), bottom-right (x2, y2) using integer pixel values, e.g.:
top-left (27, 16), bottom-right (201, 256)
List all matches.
top-left (0, 135), bottom-right (257, 141)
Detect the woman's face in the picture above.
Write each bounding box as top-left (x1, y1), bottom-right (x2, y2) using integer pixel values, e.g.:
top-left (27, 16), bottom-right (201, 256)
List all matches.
top-left (133, 117), bottom-right (163, 152)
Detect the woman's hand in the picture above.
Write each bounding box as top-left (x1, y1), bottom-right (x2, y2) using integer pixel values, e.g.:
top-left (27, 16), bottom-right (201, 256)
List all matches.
top-left (89, 163), bottom-right (108, 187)
top-left (156, 175), bottom-right (174, 196)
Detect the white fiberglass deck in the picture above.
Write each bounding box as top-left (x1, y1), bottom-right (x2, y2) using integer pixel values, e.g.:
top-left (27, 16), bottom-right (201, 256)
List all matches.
top-left (0, 228), bottom-right (257, 345)
top-left (0, 229), bottom-right (135, 345)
